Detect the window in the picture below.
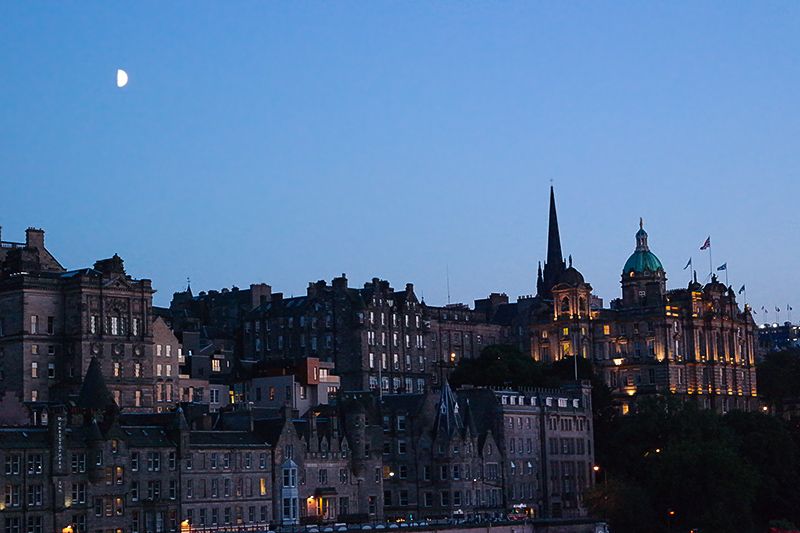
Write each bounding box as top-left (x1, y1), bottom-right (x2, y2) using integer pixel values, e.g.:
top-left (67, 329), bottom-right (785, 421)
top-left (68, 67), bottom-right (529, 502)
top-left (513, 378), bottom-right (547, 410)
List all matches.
top-left (282, 497), bottom-right (299, 521)
top-left (283, 466), bottom-right (297, 488)
top-left (30, 315), bottom-right (38, 334)
top-left (339, 497), bottom-right (349, 516)
top-left (26, 485), bottom-right (43, 506)
top-left (4, 485), bottom-right (21, 507)
top-left (31, 362), bottom-right (38, 378)
top-left (4, 518), bottom-right (20, 533)
top-left (147, 452), bottom-right (160, 472)
top-left (27, 454), bottom-right (42, 474)
top-left (147, 480), bottom-right (161, 500)
top-left (26, 516), bottom-right (42, 533)
top-left (71, 483), bottom-right (86, 504)
top-left (318, 469), bottom-right (328, 484)
top-left (71, 453), bottom-right (87, 474)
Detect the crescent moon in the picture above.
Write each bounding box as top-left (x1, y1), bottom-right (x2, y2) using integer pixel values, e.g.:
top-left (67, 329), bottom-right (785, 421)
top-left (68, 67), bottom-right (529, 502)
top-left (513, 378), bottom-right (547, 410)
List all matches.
top-left (117, 69), bottom-right (128, 88)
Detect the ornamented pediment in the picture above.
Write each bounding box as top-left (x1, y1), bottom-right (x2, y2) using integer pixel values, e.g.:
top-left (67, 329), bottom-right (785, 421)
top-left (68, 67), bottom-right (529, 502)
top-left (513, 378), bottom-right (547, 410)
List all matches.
top-left (103, 275), bottom-right (134, 291)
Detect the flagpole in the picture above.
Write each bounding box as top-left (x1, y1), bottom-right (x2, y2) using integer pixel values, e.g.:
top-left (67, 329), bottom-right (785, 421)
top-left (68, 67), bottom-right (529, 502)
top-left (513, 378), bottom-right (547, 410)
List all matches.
top-left (725, 266), bottom-right (728, 287)
top-left (708, 245), bottom-right (713, 281)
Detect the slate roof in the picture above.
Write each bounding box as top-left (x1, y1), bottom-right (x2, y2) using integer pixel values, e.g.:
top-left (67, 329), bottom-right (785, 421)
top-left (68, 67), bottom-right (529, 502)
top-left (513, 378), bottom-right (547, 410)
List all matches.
top-left (119, 426), bottom-right (176, 448)
top-left (0, 428), bottom-right (49, 449)
top-left (189, 431), bottom-right (267, 447)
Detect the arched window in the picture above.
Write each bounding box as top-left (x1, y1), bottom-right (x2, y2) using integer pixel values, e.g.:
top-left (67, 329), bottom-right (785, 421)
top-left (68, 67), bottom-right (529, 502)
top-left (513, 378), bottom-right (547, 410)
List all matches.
top-left (579, 297), bottom-right (586, 313)
top-left (561, 297), bottom-right (570, 313)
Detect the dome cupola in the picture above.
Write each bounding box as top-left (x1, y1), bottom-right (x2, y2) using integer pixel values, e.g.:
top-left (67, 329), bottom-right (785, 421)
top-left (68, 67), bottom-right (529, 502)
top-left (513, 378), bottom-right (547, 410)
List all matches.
top-left (623, 218), bottom-right (663, 275)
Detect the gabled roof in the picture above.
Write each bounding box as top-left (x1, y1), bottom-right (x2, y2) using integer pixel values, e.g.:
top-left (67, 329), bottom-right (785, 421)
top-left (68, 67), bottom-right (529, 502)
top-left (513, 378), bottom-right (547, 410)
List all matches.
top-left (434, 381), bottom-right (464, 440)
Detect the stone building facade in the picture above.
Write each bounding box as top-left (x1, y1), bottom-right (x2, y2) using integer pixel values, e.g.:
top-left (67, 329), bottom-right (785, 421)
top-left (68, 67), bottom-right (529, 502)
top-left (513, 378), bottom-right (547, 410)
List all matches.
top-left (0, 227), bottom-right (156, 410)
top-left (477, 189), bottom-right (759, 413)
top-left (241, 277), bottom-right (430, 394)
top-left (380, 381), bottom-right (594, 521)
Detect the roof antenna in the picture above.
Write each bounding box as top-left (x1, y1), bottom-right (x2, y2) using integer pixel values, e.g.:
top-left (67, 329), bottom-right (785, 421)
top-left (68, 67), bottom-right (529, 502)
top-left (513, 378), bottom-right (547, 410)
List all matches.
top-left (446, 265), bottom-right (451, 305)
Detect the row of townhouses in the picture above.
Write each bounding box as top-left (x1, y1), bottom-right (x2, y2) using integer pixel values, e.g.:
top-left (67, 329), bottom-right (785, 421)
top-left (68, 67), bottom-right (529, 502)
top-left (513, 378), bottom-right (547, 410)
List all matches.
top-left (0, 357), bottom-right (593, 532)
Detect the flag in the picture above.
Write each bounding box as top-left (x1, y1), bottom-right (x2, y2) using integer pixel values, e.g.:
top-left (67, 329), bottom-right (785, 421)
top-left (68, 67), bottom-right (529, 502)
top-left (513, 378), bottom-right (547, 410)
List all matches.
top-left (762, 306), bottom-right (766, 311)
top-left (700, 237), bottom-right (711, 250)
top-left (790, 306), bottom-right (794, 311)
top-left (752, 309), bottom-right (757, 314)
top-left (684, 258), bottom-right (692, 270)
top-left (738, 285), bottom-right (745, 294)
top-left (776, 307), bottom-right (781, 312)
top-left (717, 263), bottom-right (727, 271)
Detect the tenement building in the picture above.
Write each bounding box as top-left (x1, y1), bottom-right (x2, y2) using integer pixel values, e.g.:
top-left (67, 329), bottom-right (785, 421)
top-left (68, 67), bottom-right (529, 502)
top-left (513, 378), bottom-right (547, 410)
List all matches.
top-left (0, 227), bottom-right (157, 410)
top-left (380, 380), bottom-right (594, 520)
top-left (0, 374), bottom-right (590, 533)
top-left (241, 276), bottom-right (431, 394)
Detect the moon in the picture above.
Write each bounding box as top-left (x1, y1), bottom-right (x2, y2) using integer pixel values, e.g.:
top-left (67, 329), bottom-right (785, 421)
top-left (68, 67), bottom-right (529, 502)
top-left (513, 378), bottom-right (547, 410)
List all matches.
top-left (117, 69), bottom-right (128, 88)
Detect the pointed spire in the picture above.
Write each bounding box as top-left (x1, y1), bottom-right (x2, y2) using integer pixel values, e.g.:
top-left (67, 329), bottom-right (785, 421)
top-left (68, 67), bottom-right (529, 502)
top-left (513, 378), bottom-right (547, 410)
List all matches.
top-left (77, 357), bottom-right (117, 411)
top-left (547, 186), bottom-right (564, 269)
top-left (537, 186), bottom-right (567, 299)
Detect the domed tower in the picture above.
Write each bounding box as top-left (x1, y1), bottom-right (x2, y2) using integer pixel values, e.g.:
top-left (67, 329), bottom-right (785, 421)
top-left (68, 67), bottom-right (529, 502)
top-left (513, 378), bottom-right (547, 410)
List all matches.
top-left (621, 219), bottom-right (667, 308)
top-left (552, 257), bottom-right (594, 360)
top-left (552, 258), bottom-right (593, 320)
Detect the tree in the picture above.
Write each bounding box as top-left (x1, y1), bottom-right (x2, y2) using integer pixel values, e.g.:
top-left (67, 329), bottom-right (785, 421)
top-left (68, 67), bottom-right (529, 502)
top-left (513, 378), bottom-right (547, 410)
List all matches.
top-left (448, 344), bottom-right (558, 389)
top-left (758, 348), bottom-right (800, 416)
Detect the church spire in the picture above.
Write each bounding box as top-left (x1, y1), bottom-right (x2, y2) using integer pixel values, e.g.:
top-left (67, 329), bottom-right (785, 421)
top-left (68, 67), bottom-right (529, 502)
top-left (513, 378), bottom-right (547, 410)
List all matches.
top-left (537, 186), bottom-right (567, 300)
top-left (547, 185), bottom-right (563, 269)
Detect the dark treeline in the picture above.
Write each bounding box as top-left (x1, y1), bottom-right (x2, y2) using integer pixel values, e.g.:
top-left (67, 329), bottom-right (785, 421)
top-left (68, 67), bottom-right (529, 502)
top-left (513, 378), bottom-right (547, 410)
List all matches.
top-left (450, 345), bottom-right (800, 533)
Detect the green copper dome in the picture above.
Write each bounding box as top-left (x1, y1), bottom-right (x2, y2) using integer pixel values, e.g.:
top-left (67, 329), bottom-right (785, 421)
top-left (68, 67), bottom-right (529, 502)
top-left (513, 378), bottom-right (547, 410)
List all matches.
top-left (623, 220), bottom-right (663, 275)
top-left (623, 250), bottom-right (663, 274)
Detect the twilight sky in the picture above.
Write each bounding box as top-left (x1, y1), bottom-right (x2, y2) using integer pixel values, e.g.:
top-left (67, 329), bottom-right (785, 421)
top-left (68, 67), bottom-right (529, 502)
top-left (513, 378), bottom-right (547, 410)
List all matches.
top-left (1, 2), bottom-right (799, 324)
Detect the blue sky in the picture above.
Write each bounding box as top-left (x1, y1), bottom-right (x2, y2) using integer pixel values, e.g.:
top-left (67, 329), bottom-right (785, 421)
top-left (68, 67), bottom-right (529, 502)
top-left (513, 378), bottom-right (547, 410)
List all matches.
top-left (1, 2), bottom-right (799, 323)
